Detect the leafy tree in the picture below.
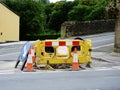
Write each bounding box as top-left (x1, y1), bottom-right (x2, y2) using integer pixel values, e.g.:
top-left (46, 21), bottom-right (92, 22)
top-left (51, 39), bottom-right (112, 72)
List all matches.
top-left (86, 0), bottom-right (108, 20)
top-left (68, 0), bottom-right (113, 21)
top-left (45, 3), bottom-right (55, 28)
top-left (68, 0), bottom-right (98, 21)
top-left (48, 1), bottom-right (76, 31)
top-left (105, 0), bottom-right (120, 52)
top-left (79, 0), bottom-right (99, 6)
top-left (86, 6), bottom-right (105, 20)
top-left (68, 5), bottom-right (92, 21)
top-left (40, 0), bottom-right (50, 4)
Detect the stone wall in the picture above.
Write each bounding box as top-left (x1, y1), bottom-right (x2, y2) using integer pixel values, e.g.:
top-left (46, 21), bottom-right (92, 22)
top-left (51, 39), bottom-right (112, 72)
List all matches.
top-left (61, 19), bottom-right (115, 38)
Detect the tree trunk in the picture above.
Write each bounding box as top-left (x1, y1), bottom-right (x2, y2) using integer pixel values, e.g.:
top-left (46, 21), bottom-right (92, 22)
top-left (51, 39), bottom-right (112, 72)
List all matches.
top-left (114, 2), bottom-right (120, 53)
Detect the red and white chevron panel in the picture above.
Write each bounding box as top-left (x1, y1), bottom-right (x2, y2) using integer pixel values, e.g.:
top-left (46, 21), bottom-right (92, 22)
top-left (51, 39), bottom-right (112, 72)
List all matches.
top-left (45, 41), bottom-right (80, 46)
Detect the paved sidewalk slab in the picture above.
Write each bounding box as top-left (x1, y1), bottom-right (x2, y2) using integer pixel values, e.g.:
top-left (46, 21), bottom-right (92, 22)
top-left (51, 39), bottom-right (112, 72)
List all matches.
top-left (92, 52), bottom-right (120, 63)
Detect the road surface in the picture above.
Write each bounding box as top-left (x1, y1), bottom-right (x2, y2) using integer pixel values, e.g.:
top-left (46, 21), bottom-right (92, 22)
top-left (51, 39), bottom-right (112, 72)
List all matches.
top-left (0, 69), bottom-right (120, 90)
top-left (0, 32), bottom-right (114, 61)
top-left (70, 32), bottom-right (114, 52)
top-left (0, 32), bottom-right (120, 90)
top-left (0, 32), bottom-right (116, 70)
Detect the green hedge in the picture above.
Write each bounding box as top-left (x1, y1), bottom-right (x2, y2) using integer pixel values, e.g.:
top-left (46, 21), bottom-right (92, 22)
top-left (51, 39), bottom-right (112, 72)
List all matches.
top-left (25, 34), bottom-right (61, 40)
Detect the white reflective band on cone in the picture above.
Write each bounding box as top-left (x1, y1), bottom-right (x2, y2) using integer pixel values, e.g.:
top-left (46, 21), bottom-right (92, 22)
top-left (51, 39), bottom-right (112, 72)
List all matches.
top-left (73, 54), bottom-right (78, 62)
top-left (31, 49), bottom-right (35, 56)
top-left (27, 54), bottom-right (32, 63)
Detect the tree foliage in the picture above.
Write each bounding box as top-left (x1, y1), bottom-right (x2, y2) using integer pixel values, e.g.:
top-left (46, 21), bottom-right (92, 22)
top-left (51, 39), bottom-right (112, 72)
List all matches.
top-left (48, 1), bottom-right (76, 31)
top-left (68, 5), bottom-right (92, 21)
top-left (68, 0), bottom-right (111, 21)
top-left (45, 3), bottom-right (55, 28)
top-left (0, 0), bottom-right (116, 40)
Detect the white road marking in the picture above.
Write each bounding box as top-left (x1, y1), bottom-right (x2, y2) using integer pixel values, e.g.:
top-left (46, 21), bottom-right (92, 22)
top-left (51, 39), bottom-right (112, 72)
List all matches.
top-left (0, 52), bottom-right (20, 56)
top-left (92, 37), bottom-right (114, 43)
top-left (92, 43), bottom-right (114, 49)
top-left (0, 41), bottom-right (35, 46)
top-left (112, 66), bottom-right (120, 69)
top-left (0, 70), bottom-right (14, 74)
top-left (1, 66), bottom-right (120, 75)
top-left (0, 41), bottom-right (26, 46)
top-left (82, 66), bottom-right (120, 72)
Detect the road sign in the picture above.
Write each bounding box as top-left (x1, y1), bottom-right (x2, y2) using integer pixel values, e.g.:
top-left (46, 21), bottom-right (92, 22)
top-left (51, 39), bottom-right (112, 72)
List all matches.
top-left (19, 42), bottom-right (31, 61)
top-left (15, 42), bottom-right (31, 70)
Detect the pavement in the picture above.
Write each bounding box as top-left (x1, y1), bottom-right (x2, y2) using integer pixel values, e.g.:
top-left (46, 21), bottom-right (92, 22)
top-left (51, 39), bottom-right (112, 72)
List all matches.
top-left (0, 41), bottom-right (34, 46)
top-left (92, 51), bottom-right (120, 63)
top-left (0, 40), bottom-right (120, 72)
top-left (0, 41), bottom-right (119, 63)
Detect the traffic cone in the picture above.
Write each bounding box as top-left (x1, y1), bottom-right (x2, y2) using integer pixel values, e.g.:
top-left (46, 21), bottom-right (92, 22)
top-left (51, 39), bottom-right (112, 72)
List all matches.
top-left (72, 48), bottom-right (80, 70)
top-left (23, 48), bottom-right (35, 72)
top-left (31, 45), bottom-right (37, 68)
top-left (31, 45), bottom-right (35, 63)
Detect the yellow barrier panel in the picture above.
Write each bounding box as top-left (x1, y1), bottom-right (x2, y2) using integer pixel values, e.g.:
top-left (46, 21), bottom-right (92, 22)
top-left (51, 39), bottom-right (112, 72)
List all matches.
top-left (35, 39), bottom-right (92, 66)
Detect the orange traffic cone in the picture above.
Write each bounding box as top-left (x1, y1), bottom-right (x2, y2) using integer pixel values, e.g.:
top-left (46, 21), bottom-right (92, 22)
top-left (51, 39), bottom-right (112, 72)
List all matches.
top-left (31, 45), bottom-right (37, 68)
top-left (72, 48), bottom-right (80, 70)
top-left (24, 48), bottom-right (35, 72)
top-left (31, 45), bottom-right (35, 63)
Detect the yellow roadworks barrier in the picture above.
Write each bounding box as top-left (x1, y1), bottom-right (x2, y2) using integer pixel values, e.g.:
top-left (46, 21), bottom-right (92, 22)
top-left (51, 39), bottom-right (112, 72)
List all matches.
top-left (35, 39), bottom-right (92, 67)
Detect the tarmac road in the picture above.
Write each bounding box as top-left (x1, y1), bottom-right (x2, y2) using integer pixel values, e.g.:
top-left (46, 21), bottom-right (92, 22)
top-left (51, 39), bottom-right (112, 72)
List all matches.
top-left (0, 32), bottom-right (118, 69)
top-left (0, 69), bottom-right (120, 90)
top-left (0, 32), bottom-right (119, 71)
top-left (0, 32), bottom-right (114, 61)
top-left (0, 32), bottom-right (120, 90)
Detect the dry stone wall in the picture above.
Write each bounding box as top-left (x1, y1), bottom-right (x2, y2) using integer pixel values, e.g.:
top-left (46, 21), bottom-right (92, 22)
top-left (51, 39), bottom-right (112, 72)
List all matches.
top-left (61, 19), bottom-right (115, 38)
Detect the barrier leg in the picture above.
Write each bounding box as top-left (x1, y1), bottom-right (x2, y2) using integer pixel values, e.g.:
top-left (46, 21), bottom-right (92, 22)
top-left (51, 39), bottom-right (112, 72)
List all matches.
top-left (15, 60), bottom-right (20, 68)
top-left (45, 60), bottom-right (55, 70)
top-left (86, 62), bottom-right (91, 68)
top-left (21, 59), bottom-right (27, 71)
top-left (45, 64), bottom-right (55, 71)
